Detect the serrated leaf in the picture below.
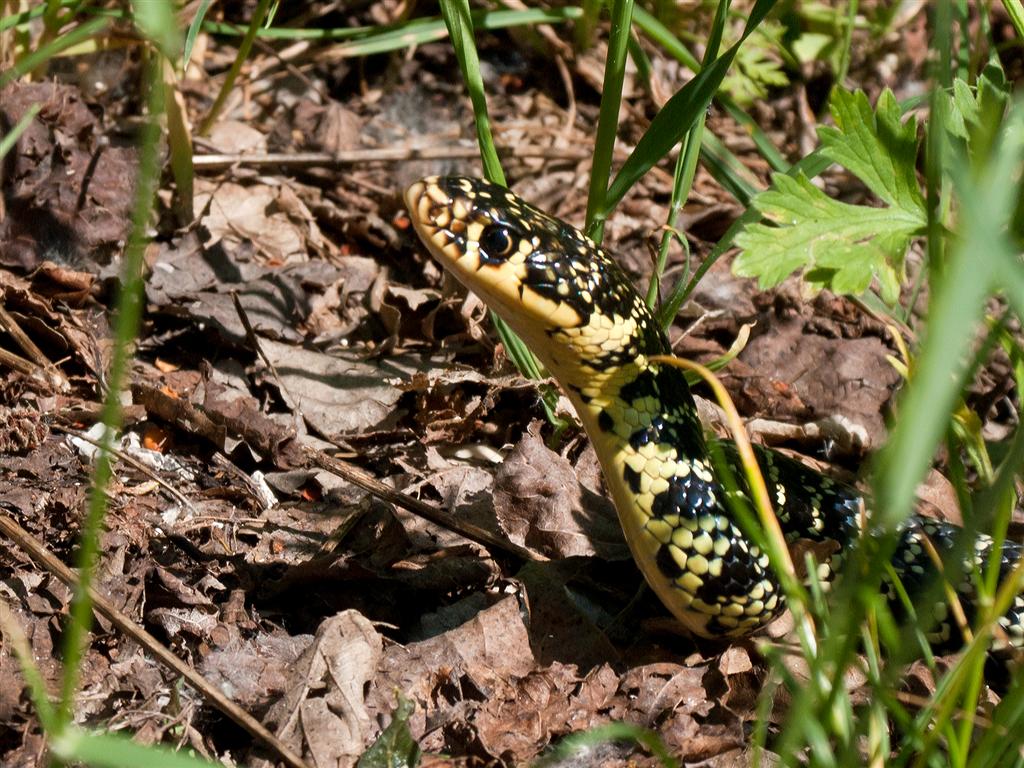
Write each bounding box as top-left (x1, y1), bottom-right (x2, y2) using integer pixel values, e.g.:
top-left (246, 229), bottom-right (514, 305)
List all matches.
top-left (358, 695), bottom-right (420, 768)
top-left (790, 32), bottom-right (833, 64)
top-left (733, 87), bottom-right (927, 303)
top-left (722, 26), bottom-right (789, 106)
top-left (947, 78), bottom-right (977, 140)
top-left (733, 173), bottom-right (921, 297)
top-left (944, 64), bottom-right (1009, 159)
top-left (818, 88), bottom-right (925, 214)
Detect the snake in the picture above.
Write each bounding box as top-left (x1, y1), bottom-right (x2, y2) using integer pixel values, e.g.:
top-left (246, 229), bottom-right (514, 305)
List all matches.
top-left (405, 174), bottom-right (1024, 655)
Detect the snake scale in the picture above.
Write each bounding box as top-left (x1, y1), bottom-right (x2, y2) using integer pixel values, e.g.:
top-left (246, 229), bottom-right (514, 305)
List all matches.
top-left (406, 175), bottom-right (1024, 657)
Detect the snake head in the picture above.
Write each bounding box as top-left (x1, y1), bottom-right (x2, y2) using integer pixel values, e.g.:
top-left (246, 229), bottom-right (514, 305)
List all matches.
top-left (406, 176), bottom-right (663, 364)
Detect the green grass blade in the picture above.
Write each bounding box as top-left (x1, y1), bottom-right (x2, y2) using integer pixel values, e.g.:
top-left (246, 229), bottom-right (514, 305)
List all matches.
top-left (131, 0), bottom-right (180, 59)
top-left (0, 15), bottom-right (109, 87)
top-left (439, 0), bottom-right (547, 391)
top-left (439, 0), bottom-right (504, 184)
top-left (350, 6), bottom-right (580, 57)
top-left (198, 0), bottom-right (272, 134)
top-left (643, 0), bottom-right (729, 307)
top-left (599, 0), bottom-right (778, 223)
top-left (183, 0), bottom-right (216, 71)
top-left (718, 96), bottom-right (790, 171)
top-left (51, 727), bottom-right (221, 768)
top-left (583, 0), bottom-right (635, 241)
top-left (874, 103), bottom-right (1023, 532)
top-left (57, 48), bottom-right (171, 730)
top-left (0, 3), bottom-right (49, 32)
top-left (1003, 0), bottom-right (1024, 39)
top-left (0, 103), bottom-right (40, 159)
top-left (628, 6), bottom-right (789, 185)
top-left (536, 722), bottom-right (680, 768)
top-left (699, 130), bottom-right (760, 205)
top-left (200, 7), bottom-right (583, 48)
top-left (0, 602), bottom-right (57, 732)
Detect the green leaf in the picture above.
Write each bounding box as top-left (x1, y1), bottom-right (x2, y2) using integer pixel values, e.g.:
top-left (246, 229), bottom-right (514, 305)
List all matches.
top-left (734, 173), bottom-right (920, 303)
top-left (51, 727), bottom-right (221, 768)
top-left (944, 64), bottom-right (1009, 161)
top-left (357, 695), bottom-right (421, 768)
top-left (131, 0), bottom-right (182, 59)
top-left (721, 25), bottom-right (789, 107)
top-left (733, 87), bottom-right (926, 302)
top-left (818, 88), bottom-right (925, 214)
top-left (599, 0), bottom-right (780, 219)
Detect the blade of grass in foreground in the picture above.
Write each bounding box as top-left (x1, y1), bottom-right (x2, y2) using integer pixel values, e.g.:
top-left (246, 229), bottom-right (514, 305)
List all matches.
top-left (0, 15), bottom-right (108, 87)
top-left (597, 0), bottom-right (778, 225)
top-left (198, 0), bottom-right (272, 134)
top-left (439, 0), bottom-right (552, 414)
top-left (583, 0), bottom-right (634, 241)
top-left (56, 33), bottom-right (171, 731)
top-left (50, 728), bottom-right (221, 768)
top-left (201, 6), bottom-right (583, 48)
top-left (536, 722), bottom-right (679, 768)
top-left (769, 96), bottom-right (1024, 768)
top-left (0, 103), bottom-right (40, 158)
top-left (643, 0), bottom-right (729, 307)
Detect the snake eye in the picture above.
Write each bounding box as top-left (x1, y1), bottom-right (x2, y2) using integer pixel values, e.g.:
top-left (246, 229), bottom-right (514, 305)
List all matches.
top-left (479, 225), bottom-right (514, 258)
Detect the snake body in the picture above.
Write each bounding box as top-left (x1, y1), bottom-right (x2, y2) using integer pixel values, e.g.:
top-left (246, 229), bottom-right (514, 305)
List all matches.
top-left (406, 175), bottom-right (1024, 650)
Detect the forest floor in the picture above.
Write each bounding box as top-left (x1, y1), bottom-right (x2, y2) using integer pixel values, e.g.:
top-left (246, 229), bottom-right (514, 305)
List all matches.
top-left (0, 3), bottom-right (1021, 766)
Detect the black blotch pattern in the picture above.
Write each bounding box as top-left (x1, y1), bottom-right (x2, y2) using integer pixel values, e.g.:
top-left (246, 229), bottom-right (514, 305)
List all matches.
top-left (747, 445), bottom-right (862, 545)
top-left (597, 409), bottom-right (614, 433)
top-left (656, 545), bottom-right (685, 579)
top-left (618, 368), bottom-right (659, 403)
top-left (629, 415), bottom-right (667, 448)
top-left (623, 464), bottom-right (642, 494)
top-left (695, 546), bottom-right (765, 602)
top-left (649, 474), bottom-right (715, 522)
top-left (622, 374), bottom-right (705, 460)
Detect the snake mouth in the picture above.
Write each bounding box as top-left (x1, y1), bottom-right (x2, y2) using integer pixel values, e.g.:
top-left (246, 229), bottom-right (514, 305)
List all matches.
top-left (407, 175), bottom-right (589, 345)
top-left (404, 176), bottom-right (472, 269)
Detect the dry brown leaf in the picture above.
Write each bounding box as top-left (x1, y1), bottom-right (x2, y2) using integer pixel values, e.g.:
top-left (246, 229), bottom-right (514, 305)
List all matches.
top-left (493, 430), bottom-right (624, 560)
top-left (263, 611), bottom-right (383, 768)
top-left (195, 180), bottom-right (312, 264)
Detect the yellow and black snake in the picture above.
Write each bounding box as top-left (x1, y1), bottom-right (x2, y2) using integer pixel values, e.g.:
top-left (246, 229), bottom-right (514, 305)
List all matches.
top-left (406, 175), bottom-right (1024, 654)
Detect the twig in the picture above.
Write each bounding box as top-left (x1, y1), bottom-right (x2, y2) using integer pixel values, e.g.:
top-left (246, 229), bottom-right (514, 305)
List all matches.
top-left (192, 144), bottom-right (592, 170)
top-left (303, 447), bottom-right (547, 563)
top-left (50, 425), bottom-right (195, 513)
top-left (129, 382), bottom-right (547, 563)
top-left (0, 301), bottom-right (69, 392)
top-left (0, 513), bottom-right (310, 768)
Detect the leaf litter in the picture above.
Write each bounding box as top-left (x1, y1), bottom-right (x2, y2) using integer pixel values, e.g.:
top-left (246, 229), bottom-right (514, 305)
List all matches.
top-left (0, 6), bottom-right (1020, 768)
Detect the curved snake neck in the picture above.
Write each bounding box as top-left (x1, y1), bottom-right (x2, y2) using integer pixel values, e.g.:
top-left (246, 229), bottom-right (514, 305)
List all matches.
top-left (406, 174), bottom-right (1024, 649)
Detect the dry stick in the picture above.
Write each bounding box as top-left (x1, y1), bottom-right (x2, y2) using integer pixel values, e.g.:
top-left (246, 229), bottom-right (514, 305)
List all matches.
top-left (192, 144), bottom-right (592, 170)
top-left (0, 513), bottom-right (310, 768)
top-left (231, 291), bottom-right (297, 411)
top-left (226, 294), bottom-right (547, 563)
top-left (50, 425), bottom-right (195, 513)
top-left (0, 301), bottom-right (50, 367)
top-left (0, 345), bottom-right (40, 377)
top-left (304, 447), bottom-right (546, 563)
top-left (0, 303), bottom-right (69, 392)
